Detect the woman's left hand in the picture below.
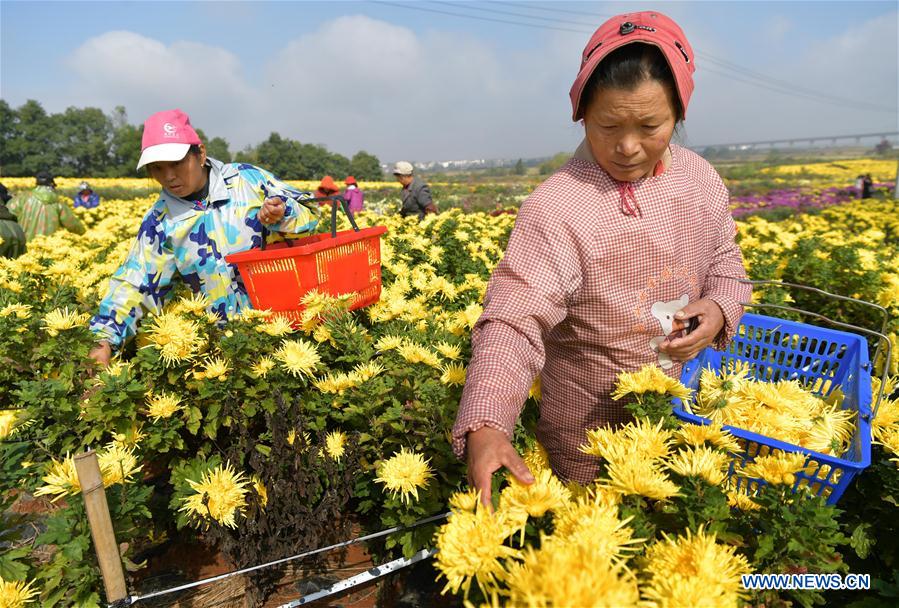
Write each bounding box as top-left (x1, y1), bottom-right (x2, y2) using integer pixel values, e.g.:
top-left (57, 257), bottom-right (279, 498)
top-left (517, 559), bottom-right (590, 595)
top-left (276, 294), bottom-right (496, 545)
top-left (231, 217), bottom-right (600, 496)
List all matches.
top-left (657, 298), bottom-right (725, 362)
top-left (259, 197), bottom-right (285, 225)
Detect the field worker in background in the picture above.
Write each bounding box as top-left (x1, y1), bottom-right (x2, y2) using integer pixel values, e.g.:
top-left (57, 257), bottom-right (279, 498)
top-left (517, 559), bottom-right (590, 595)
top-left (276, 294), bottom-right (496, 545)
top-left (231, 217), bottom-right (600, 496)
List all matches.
top-left (315, 175), bottom-right (341, 205)
top-left (0, 184), bottom-right (27, 259)
top-left (88, 109), bottom-right (320, 366)
top-left (393, 161), bottom-right (437, 220)
top-left (453, 11), bottom-right (751, 505)
top-left (73, 181), bottom-right (101, 209)
top-left (343, 176), bottom-right (364, 214)
top-left (862, 173), bottom-right (874, 199)
top-left (7, 171), bottom-right (85, 241)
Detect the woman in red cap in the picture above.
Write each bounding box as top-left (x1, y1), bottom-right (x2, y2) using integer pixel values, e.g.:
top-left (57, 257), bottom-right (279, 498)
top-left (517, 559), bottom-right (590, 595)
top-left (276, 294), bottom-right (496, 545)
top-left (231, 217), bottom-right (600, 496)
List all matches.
top-left (453, 11), bottom-right (751, 502)
top-left (343, 176), bottom-right (364, 214)
top-left (315, 175), bottom-right (341, 206)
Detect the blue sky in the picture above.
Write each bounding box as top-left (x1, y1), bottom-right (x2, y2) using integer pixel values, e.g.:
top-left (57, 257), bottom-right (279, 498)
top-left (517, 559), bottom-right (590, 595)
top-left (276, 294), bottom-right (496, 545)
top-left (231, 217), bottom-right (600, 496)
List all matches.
top-left (2, 1), bottom-right (897, 162)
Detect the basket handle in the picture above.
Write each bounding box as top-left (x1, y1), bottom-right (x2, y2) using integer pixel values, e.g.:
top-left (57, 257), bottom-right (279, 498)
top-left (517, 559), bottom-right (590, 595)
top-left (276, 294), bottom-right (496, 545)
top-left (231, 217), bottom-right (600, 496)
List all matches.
top-left (709, 276), bottom-right (892, 421)
top-left (313, 195), bottom-right (360, 238)
top-left (258, 195), bottom-right (360, 251)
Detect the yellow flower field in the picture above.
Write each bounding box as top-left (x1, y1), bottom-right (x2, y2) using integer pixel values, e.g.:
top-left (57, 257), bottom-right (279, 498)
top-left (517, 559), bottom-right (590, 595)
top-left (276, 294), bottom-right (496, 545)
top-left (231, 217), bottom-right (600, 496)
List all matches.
top-left (0, 167), bottom-right (898, 607)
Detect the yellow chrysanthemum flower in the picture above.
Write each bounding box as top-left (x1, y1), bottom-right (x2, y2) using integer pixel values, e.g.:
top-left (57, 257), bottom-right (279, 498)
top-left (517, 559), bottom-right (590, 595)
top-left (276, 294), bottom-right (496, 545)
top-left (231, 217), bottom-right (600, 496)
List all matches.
top-left (374, 447), bottom-right (435, 505)
top-left (435, 507), bottom-right (521, 598)
top-left (611, 363), bottom-right (692, 401)
top-left (0, 578), bottom-right (40, 607)
top-left (665, 446), bottom-right (730, 486)
top-left (353, 360), bottom-right (385, 381)
top-left (522, 441), bottom-right (551, 475)
top-left (110, 423), bottom-right (146, 449)
top-left (693, 365), bottom-right (857, 457)
top-left (641, 527), bottom-right (751, 607)
top-left (274, 339), bottom-right (321, 378)
top-left (741, 451), bottom-right (808, 486)
top-left (194, 356), bottom-right (230, 381)
top-left (698, 362), bottom-right (751, 407)
top-left (0, 303), bottom-right (32, 319)
top-left (143, 312), bottom-right (204, 366)
top-left (250, 356), bottom-right (276, 379)
top-left (449, 488), bottom-right (481, 513)
top-left (803, 407), bottom-right (856, 455)
top-left (434, 341), bottom-right (462, 360)
top-left (42, 307), bottom-right (90, 336)
top-left (33, 455), bottom-right (81, 501)
top-left (324, 430), bottom-right (348, 462)
top-left (256, 316), bottom-right (294, 337)
top-left (440, 362), bottom-right (467, 386)
top-left (727, 490), bottom-right (762, 511)
top-left (622, 418), bottom-right (675, 460)
top-left (579, 425), bottom-right (622, 459)
top-left (0, 409), bottom-right (27, 440)
top-left (34, 445), bottom-right (140, 501)
top-left (674, 422), bottom-right (742, 453)
top-left (286, 429), bottom-right (312, 449)
top-left (97, 444), bottom-right (141, 486)
top-left (875, 426), bottom-right (899, 459)
top-left (179, 463), bottom-right (250, 529)
top-left (505, 542), bottom-right (640, 608)
top-left (239, 308), bottom-right (272, 321)
top-left (551, 491), bottom-right (635, 555)
top-left (251, 475), bottom-right (268, 508)
top-left (499, 469), bottom-right (571, 542)
top-left (603, 456), bottom-right (679, 501)
top-left (397, 341), bottom-right (441, 367)
top-left (146, 392), bottom-right (183, 421)
top-left (173, 293), bottom-right (211, 315)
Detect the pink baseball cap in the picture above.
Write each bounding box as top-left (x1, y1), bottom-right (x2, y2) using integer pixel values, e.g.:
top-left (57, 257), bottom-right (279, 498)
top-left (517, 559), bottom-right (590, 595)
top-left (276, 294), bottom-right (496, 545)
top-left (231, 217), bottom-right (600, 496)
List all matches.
top-left (136, 109), bottom-right (203, 169)
top-left (569, 11), bottom-right (695, 121)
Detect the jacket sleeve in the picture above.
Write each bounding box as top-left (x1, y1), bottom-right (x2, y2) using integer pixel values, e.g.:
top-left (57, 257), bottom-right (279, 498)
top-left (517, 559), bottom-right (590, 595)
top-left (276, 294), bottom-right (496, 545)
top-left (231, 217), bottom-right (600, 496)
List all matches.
top-left (451, 198), bottom-right (583, 458)
top-left (59, 203), bottom-right (86, 235)
top-left (89, 209), bottom-right (177, 348)
top-left (244, 166), bottom-right (320, 234)
top-left (414, 182), bottom-right (435, 212)
top-left (702, 175), bottom-right (751, 350)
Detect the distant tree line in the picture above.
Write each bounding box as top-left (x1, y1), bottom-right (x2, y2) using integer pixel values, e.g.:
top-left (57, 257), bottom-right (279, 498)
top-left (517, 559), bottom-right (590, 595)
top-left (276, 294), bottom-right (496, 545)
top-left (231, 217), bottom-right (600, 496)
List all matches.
top-left (0, 100), bottom-right (383, 180)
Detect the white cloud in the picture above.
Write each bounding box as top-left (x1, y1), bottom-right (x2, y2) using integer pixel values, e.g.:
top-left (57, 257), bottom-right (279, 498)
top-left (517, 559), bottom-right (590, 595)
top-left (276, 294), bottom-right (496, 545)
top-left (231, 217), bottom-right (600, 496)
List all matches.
top-left (56, 10), bottom-right (897, 161)
top-left (65, 31), bottom-right (258, 141)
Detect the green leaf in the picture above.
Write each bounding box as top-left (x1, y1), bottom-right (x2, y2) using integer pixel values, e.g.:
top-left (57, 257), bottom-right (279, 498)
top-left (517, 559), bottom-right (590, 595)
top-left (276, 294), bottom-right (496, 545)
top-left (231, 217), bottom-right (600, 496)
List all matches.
top-left (850, 523), bottom-right (874, 559)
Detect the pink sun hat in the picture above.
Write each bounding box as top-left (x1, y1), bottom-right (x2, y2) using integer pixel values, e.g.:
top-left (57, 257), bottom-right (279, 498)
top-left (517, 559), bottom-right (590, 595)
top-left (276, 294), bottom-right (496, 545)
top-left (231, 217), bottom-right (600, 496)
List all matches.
top-left (136, 109), bottom-right (203, 169)
top-left (569, 11), bottom-right (696, 121)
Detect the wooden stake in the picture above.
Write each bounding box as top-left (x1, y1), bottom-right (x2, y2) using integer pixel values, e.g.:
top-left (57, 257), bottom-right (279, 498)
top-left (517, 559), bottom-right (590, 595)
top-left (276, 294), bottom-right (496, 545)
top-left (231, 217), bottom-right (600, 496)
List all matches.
top-left (74, 450), bottom-right (128, 604)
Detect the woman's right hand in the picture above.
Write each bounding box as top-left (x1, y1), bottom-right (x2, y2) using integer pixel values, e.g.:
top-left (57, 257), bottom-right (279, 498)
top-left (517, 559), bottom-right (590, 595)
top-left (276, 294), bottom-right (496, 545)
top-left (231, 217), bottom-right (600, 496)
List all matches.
top-left (89, 340), bottom-right (112, 367)
top-left (466, 426), bottom-right (534, 510)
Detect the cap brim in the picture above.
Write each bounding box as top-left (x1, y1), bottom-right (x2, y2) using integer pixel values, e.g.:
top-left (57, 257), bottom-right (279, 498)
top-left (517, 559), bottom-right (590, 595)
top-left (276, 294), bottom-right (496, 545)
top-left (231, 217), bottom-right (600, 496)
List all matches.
top-left (136, 143), bottom-right (191, 170)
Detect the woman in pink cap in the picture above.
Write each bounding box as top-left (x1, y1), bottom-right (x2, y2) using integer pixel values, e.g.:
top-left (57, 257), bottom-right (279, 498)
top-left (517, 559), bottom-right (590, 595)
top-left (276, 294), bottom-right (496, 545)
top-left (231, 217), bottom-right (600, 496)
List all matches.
top-left (88, 109), bottom-right (320, 365)
top-left (453, 11), bottom-right (751, 501)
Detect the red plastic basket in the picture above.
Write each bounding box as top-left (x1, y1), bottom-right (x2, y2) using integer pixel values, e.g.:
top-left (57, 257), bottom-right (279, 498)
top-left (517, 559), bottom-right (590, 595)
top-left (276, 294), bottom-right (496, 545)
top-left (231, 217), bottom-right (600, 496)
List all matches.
top-left (225, 197), bottom-right (387, 327)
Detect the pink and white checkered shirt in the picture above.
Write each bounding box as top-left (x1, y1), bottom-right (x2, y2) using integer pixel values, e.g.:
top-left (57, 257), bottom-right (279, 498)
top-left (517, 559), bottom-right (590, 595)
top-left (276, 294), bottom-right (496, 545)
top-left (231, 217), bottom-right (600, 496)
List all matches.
top-left (453, 141), bottom-right (751, 483)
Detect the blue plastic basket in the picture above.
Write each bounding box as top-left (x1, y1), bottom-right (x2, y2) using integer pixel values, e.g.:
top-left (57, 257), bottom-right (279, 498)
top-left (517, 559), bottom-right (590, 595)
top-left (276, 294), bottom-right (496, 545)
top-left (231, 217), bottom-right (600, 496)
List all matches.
top-left (672, 313), bottom-right (873, 505)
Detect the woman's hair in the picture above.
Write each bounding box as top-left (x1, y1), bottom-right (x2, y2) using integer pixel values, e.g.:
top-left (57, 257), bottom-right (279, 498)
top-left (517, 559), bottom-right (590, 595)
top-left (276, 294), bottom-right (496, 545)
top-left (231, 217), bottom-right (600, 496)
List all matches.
top-left (582, 43), bottom-right (684, 122)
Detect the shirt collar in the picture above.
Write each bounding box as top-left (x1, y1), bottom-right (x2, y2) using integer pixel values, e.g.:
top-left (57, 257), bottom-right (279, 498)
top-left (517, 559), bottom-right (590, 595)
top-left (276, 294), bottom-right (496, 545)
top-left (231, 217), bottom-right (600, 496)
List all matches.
top-left (160, 157), bottom-right (238, 220)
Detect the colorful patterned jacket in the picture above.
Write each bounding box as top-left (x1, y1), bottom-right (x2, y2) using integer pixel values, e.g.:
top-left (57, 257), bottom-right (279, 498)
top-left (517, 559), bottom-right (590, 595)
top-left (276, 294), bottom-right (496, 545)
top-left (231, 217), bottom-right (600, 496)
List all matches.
top-left (89, 158), bottom-right (320, 348)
